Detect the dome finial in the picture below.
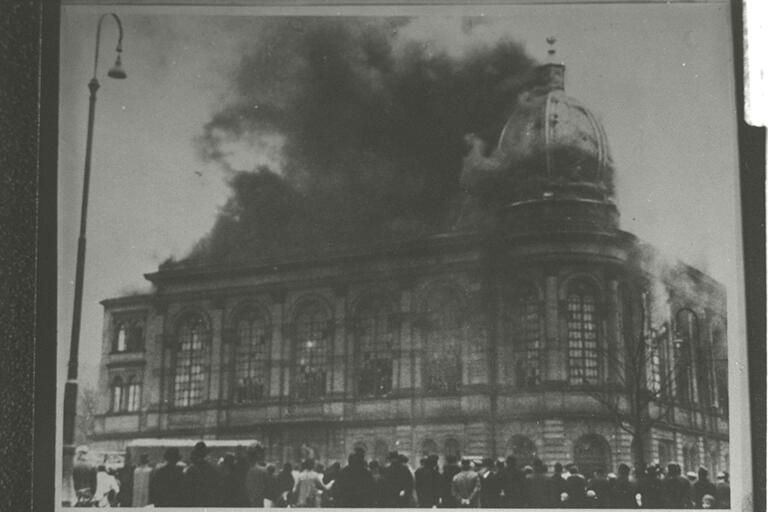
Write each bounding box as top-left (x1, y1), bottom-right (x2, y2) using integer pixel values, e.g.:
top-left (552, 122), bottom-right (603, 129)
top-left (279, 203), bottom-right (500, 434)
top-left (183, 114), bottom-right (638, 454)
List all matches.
top-left (546, 36), bottom-right (558, 61)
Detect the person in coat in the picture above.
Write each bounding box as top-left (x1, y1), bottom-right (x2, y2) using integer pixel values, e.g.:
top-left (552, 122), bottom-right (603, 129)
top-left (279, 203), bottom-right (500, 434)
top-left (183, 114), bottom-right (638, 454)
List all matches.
top-left (451, 459), bottom-right (481, 507)
top-left (661, 463), bottom-right (692, 509)
top-left (149, 448), bottom-right (186, 507)
top-left (415, 455), bottom-right (441, 508)
top-left (382, 451), bottom-right (415, 507)
top-left (333, 450), bottom-right (377, 507)
top-left (244, 442), bottom-right (269, 507)
top-left (183, 441), bottom-right (222, 507)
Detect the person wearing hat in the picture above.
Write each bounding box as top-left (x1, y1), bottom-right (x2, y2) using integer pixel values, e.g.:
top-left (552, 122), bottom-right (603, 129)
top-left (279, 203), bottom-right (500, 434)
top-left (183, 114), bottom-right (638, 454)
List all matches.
top-left (499, 455), bottom-right (525, 507)
top-left (183, 441), bottom-right (222, 507)
top-left (72, 445), bottom-right (97, 505)
top-left (332, 450), bottom-right (377, 507)
top-left (564, 464), bottom-right (588, 508)
top-left (692, 467), bottom-right (717, 508)
top-left (548, 462), bottom-right (568, 507)
top-left (478, 457), bottom-right (502, 507)
top-left (440, 454), bottom-right (461, 507)
top-left (131, 454), bottom-right (153, 507)
top-left (415, 455), bottom-right (441, 507)
top-left (637, 464), bottom-right (664, 508)
top-left (245, 442), bottom-right (270, 507)
top-left (524, 458), bottom-right (555, 508)
top-left (607, 463), bottom-right (636, 509)
top-left (661, 463), bottom-right (692, 509)
top-left (451, 459), bottom-right (481, 507)
top-left (382, 451), bottom-right (415, 507)
top-left (586, 467), bottom-right (611, 508)
top-left (149, 447), bottom-right (186, 507)
top-left (714, 471), bottom-right (730, 508)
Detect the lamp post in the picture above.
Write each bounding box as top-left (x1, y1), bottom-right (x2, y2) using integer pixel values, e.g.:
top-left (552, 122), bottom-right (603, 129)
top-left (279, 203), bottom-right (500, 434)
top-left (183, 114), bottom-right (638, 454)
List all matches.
top-left (62, 12), bottom-right (126, 506)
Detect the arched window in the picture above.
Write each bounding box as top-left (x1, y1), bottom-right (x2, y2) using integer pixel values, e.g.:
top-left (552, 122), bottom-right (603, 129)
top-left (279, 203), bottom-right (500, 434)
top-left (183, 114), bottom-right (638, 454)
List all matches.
top-left (422, 438), bottom-right (438, 456)
top-left (422, 288), bottom-right (463, 394)
top-left (674, 309), bottom-right (697, 404)
top-left (574, 434), bottom-right (612, 478)
top-left (356, 297), bottom-right (394, 397)
top-left (506, 435), bottom-right (537, 466)
top-left (444, 438), bottom-right (461, 460)
top-left (126, 376), bottom-right (141, 412)
top-left (567, 280), bottom-right (600, 385)
top-left (127, 321), bottom-right (145, 352)
top-left (113, 319), bottom-right (145, 353)
top-left (173, 314), bottom-right (209, 408)
top-left (506, 282), bottom-right (541, 388)
top-left (233, 307), bottom-right (270, 403)
top-left (293, 301), bottom-right (331, 401)
top-left (115, 324), bottom-right (128, 352)
top-left (110, 376), bottom-right (124, 412)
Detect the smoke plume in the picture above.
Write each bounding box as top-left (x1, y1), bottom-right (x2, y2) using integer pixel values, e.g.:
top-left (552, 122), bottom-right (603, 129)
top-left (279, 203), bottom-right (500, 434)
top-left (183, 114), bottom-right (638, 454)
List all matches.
top-left (164, 18), bottom-right (536, 268)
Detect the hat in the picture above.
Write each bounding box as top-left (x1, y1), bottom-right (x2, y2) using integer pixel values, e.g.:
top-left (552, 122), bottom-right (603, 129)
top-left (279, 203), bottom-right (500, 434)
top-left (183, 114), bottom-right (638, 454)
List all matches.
top-left (686, 471), bottom-right (698, 480)
top-left (532, 458), bottom-right (547, 474)
top-left (75, 445), bottom-right (89, 455)
top-left (482, 457), bottom-right (494, 468)
top-left (716, 471), bottom-right (727, 480)
top-left (164, 447), bottom-right (181, 463)
top-left (387, 451), bottom-right (400, 462)
top-left (192, 441), bottom-right (208, 458)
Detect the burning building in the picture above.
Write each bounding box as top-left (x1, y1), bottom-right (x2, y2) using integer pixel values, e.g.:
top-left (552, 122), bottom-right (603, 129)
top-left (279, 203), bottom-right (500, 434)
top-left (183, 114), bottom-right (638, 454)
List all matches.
top-left (93, 50), bottom-right (728, 477)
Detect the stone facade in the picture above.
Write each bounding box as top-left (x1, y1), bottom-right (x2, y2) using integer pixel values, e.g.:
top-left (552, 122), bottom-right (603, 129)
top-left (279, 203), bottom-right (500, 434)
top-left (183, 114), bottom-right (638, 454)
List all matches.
top-left (93, 59), bottom-right (729, 477)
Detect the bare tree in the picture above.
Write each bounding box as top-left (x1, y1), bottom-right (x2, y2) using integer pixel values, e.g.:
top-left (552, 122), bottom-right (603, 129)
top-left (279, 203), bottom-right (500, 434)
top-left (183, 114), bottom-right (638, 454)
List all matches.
top-left (75, 385), bottom-right (100, 445)
top-left (587, 291), bottom-right (686, 471)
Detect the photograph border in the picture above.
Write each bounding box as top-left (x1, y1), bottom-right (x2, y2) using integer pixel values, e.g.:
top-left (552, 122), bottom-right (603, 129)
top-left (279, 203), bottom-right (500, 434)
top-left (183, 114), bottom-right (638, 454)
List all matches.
top-left (0, 0), bottom-right (762, 510)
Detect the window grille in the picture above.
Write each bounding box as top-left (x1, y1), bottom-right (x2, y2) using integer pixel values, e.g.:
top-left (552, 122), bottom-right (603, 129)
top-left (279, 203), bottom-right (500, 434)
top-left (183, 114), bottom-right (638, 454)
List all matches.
top-left (423, 290), bottom-right (462, 394)
top-left (173, 315), bottom-right (208, 407)
top-left (234, 308), bottom-right (269, 403)
top-left (126, 376), bottom-right (141, 412)
top-left (356, 298), bottom-right (394, 397)
top-left (567, 282), bottom-right (599, 385)
top-left (506, 283), bottom-right (541, 388)
top-left (293, 302), bottom-right (330, 401)
top-left (110, 376), bottom-right (123, 412)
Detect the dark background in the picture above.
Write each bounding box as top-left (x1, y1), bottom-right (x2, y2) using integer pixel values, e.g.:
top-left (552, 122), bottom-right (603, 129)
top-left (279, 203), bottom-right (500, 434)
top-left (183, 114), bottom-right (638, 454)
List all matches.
top-left (0, 1), bottom-right (762, 510)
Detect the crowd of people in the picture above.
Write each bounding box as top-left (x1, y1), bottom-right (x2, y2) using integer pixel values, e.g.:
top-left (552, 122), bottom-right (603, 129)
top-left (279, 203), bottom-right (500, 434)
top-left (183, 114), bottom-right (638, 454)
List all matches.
top-left (71, 442), bottom-right (731, 508)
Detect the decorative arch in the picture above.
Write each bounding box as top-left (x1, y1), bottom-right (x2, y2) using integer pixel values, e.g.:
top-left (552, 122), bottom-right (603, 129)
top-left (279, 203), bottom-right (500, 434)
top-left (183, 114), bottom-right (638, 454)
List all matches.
top-left (566, 279), bottom-right (601, 385)
top-left (573, 434), bottom-right (612, 478)
top-left (172, 311), bottom-right (211, 408)
top-left (504, 280), bottom-right (542, 388)
top-left (231, 303), bottom-right (271, 403)
top-left (286, 293), bottom-right (334, 323)
top-left (292, 298), bottom-right (332, 401)
top-left (506, 435), bottom-right (537, 466)
top-left (420, 283), bottom-right (465, 394)
top-left (421, 438), bottom-right (439, 456)
top-left (354, 294), bottom-right (395, 397)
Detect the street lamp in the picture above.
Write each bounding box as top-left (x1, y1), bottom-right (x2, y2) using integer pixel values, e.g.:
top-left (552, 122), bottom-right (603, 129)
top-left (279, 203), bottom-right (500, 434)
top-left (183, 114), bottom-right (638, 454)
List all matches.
top-left (62, 12), bottom-right (126, 506)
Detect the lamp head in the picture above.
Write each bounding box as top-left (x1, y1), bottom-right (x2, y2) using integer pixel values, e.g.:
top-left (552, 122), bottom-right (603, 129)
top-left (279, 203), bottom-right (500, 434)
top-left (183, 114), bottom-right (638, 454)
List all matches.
top-left (108, 54), bottom-right (126, 79)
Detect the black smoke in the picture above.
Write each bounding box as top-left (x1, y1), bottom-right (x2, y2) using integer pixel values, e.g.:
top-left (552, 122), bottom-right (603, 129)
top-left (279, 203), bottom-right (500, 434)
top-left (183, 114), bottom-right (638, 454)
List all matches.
top-left (167, 18), bottom-right (536, 268)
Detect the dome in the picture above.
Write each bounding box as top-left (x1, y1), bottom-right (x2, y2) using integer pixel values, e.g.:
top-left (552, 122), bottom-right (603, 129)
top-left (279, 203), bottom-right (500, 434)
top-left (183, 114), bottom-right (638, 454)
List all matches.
top-left (496, 63), bottom-right (614, 202)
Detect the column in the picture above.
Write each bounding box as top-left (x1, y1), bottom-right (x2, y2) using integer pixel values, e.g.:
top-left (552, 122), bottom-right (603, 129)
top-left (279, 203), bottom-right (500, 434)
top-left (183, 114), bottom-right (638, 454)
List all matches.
top-left (543, 274), bottom-right (565, 382)
top-left (542, 419), bottom-right (568, 465)
top-left (269, 293), bottom-right (285, 399)
top-left (331, 287), bottom-right (348, 396)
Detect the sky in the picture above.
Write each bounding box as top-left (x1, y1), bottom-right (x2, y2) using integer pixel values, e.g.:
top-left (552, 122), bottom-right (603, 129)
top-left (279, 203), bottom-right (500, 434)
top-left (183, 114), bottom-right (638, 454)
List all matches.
top-left (58, 3), bottom-right (742, 396)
